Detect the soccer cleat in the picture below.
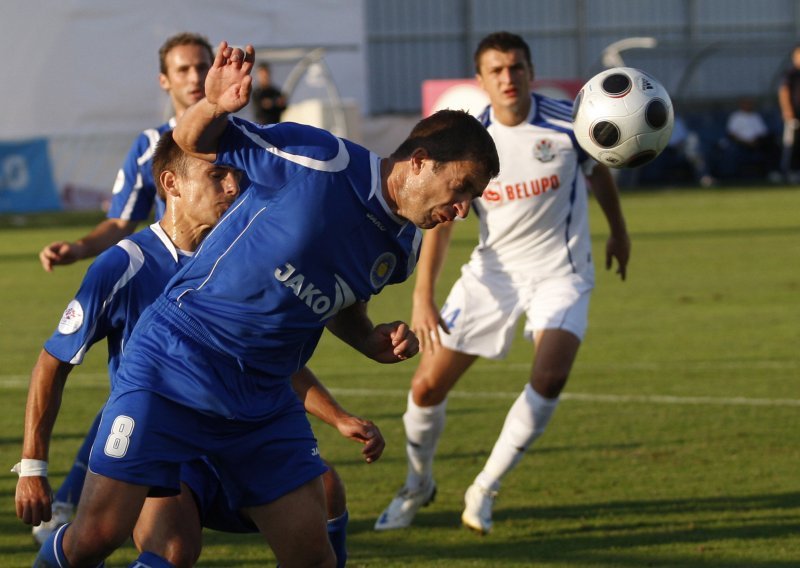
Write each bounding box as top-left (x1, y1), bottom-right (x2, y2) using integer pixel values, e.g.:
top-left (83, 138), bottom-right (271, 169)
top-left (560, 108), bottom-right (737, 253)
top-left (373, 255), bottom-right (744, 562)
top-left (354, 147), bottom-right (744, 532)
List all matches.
top-left (32, 501), bottom-right (74, 545)
top-left (461, 483), bottom-right (497, 534)
top-left (373, 479), bottom-right (436, 530)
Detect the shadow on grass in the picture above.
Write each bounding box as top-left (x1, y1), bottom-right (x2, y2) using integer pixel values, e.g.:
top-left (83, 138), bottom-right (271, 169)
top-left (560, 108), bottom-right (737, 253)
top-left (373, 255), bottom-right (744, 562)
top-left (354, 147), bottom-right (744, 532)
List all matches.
top-left (343, 491), bottom-right (800, 567)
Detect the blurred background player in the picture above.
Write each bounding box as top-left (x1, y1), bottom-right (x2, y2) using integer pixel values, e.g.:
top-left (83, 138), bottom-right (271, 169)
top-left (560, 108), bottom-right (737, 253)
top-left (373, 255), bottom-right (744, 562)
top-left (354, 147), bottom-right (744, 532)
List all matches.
top-left (30, 31), bottom-right (215, 546)
top-left (778, 43), bottom-right (800, 183)
top-left (38, 32), bottom-right (214, 272)
top-left (374, 31), bottom-right (630, 534)
top-left (19, 132), bottom-right (372, 567)
top-left (251, 61), bottom-right (287, 124)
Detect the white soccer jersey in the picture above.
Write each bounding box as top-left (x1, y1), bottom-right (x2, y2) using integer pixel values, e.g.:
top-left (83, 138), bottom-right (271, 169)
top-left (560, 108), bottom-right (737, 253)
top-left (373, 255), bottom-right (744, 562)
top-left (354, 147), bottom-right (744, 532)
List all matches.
top-left (469, 93), bottom-right (597, 279)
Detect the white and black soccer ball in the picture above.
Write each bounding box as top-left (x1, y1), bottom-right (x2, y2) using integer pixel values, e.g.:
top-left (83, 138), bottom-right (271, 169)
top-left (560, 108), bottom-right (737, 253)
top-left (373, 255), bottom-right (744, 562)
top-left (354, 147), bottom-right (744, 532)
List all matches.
top-left (572, 67), bottom-right (674, 169)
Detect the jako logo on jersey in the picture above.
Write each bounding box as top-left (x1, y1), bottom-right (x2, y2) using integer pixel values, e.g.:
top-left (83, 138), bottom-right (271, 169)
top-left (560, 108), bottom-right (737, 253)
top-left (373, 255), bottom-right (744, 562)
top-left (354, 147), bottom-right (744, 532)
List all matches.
top-left (57, 299), bottom-right (84, 335)
top-left (533, 138), bottom-right (556, 162)
top-left (311, 446), bottom-right (320, 456)
top-left (366, 212), bottom-right (386, 232)
top-left (275, 263), bottom-right (356, 320)
top-left (370, 252), bottom-right (396, 290)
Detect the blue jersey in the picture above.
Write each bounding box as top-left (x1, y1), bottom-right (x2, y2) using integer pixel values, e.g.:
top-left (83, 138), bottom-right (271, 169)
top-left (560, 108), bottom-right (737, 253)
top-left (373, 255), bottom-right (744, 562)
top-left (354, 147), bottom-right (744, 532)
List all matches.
top-left (118, 119), bottom-right (421, 414)
top-left (106, 119), bottom-right (175, 222)
top-left (44, 223), bottom-right (190, 382)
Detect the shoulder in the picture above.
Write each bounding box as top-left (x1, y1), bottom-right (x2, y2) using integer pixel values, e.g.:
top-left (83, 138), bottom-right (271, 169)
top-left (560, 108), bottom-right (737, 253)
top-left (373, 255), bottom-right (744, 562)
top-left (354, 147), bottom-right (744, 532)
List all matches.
top-left (225, 117), bottom-right (352, 169)
top-left (533, 93), bottom-right (574, 123)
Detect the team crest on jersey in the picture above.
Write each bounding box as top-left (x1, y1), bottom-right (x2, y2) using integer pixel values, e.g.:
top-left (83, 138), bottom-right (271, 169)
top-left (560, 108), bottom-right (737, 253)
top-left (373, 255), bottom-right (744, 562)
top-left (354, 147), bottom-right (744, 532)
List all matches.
top-left (370, 252), bottom-right (396, 290)
top-left (57, 299), bottom-right (84, 335)
top-left (533, 138), bottom-right (556, 162)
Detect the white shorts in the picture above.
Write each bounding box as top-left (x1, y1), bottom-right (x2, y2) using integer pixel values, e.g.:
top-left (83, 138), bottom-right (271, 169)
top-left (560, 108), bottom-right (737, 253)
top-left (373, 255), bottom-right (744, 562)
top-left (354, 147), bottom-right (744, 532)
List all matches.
top-left (438, 265), bottom-right (594, 360)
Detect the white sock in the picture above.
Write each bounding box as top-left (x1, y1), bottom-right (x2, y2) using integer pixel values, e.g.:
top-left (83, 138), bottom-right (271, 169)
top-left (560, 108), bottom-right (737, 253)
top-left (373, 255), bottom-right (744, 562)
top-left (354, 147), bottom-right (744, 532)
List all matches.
top-left (403, 390), bottom-right (447, 489)
top-left (475, 383), bottom-right (559, 492)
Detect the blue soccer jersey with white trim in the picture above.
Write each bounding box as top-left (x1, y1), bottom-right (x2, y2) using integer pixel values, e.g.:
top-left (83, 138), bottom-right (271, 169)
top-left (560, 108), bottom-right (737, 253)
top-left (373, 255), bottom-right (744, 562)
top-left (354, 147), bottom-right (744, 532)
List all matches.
top-left (150, 119), bottom-right (421, 381)
top-left (106, 119), bottom-right (176, 222)
top-left (44, 223), bottom-right (190, 381)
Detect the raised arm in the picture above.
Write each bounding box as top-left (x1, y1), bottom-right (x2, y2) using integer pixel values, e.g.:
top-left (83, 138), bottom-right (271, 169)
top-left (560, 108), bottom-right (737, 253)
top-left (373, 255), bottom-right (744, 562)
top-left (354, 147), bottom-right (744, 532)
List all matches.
top-left (173, 41), bottom-right (255, 162)
top-left (587, 163), bottom-right (630, 281)
top-left (15, 350), bottom-right (74, 527)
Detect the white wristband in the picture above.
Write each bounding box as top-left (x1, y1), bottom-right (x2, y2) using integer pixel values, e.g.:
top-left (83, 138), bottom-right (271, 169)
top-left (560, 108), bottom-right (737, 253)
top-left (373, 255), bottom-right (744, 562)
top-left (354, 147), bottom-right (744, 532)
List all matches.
top-left (11, 459), bottom-right (48, 477)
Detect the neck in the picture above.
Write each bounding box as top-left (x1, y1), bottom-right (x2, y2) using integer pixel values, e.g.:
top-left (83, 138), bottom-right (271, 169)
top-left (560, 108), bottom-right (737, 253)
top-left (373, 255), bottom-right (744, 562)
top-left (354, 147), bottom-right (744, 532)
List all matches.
top-left (158, 214), bottom-right (208, 253)
top-left (493, 96), bottom-right (531, 127)
top-left (379, 158), bottom-right (400, 215)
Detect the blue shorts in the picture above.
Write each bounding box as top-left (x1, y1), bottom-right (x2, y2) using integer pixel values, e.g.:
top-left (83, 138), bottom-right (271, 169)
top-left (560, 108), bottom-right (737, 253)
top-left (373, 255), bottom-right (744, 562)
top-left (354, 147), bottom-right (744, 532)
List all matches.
top-left (180, 458), bottom-right (256, 533)
top-left (89, 389), bottom-right (327, 509)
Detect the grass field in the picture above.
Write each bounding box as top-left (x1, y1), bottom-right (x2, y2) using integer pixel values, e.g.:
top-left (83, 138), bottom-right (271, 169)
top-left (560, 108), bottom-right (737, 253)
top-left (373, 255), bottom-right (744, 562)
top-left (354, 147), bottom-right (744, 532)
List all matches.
top-left (1, 186), bottom-right (799, 567)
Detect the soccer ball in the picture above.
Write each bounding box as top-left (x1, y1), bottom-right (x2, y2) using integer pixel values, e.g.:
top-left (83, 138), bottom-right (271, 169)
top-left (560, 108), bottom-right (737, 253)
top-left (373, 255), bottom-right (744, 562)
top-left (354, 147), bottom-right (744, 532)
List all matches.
top-left (572, 67), bottom-right (674, 169)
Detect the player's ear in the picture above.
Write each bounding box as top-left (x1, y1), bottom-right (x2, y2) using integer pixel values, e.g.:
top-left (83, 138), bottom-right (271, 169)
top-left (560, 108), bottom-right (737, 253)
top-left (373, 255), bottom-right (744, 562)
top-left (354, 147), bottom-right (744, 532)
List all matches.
top-left (410, 147), bottom-right (429, 175)
top-left (160, 170), bottom-right (180, 197)
top-left (158, 73), bottom-right (170, 93)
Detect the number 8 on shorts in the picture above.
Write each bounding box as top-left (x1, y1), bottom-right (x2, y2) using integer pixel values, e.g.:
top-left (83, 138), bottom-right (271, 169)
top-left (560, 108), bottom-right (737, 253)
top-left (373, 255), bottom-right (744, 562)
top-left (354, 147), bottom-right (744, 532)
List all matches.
top-left (104, 415), bottom-right (135, 458)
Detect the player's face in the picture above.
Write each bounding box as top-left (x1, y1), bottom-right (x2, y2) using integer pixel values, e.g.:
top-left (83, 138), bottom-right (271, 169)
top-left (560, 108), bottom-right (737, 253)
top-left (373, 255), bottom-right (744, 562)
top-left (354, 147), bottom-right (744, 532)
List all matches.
top-left (397, 157), bottom-right (489, 229)
top-left (476, 48), bottom-right (533, 114)
top-left (178, 158), bottom-right (242, 227)
top-left (160, 44), bottom-right (212, 115)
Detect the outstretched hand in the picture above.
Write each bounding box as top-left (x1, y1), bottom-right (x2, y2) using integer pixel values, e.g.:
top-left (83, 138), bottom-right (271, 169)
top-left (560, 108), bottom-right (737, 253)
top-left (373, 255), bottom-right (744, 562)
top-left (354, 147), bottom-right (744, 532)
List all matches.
top-left (205, 41), bottom-right (256, 114)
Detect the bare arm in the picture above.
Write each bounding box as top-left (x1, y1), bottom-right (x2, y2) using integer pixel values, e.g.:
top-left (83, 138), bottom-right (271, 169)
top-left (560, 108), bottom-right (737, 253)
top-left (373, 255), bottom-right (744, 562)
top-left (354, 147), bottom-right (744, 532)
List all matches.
top-left (173, 41), bottom-right (255, 162)
top-left (16, 350), bottom-right (74, 526)
top-left (39, 218), bottom-right (138, 272)
top-left (587, 163), bottom-right (630, 281)
top-left (291, 366), bottom-right (384, 463)
top-left (411, 221), bottom-right (455, 353)
top-left (325, 302), bottom-right (418, 363)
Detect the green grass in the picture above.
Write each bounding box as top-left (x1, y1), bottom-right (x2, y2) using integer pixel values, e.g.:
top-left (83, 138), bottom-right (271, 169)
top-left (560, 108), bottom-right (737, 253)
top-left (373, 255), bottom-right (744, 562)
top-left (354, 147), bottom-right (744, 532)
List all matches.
top-left (1, 187), bottom-right (799, 567)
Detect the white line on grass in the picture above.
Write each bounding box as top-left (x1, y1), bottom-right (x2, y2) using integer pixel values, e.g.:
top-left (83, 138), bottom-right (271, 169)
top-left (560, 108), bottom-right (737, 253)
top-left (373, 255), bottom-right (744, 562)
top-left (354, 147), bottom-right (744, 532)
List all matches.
top-left (327, 388), bottom-right (800, 407)
top-left (2, 375), bottom-right (798, 407)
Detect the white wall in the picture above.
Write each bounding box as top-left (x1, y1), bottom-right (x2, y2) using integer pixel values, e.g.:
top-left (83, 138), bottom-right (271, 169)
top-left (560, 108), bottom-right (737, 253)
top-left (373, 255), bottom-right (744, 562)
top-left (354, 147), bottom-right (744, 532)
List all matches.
top-left (0, 0), bottom-right (367, 207)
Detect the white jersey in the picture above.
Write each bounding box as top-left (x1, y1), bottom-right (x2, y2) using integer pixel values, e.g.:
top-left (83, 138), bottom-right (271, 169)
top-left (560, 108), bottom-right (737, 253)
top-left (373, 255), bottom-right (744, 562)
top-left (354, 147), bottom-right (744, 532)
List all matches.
top-left (469, 93), bottom-right (597, 280)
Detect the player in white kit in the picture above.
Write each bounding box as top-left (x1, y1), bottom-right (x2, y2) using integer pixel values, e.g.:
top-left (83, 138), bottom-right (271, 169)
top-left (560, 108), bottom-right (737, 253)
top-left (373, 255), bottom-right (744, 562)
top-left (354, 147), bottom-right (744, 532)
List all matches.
top-left (375, 31), bottom-right (631, 534)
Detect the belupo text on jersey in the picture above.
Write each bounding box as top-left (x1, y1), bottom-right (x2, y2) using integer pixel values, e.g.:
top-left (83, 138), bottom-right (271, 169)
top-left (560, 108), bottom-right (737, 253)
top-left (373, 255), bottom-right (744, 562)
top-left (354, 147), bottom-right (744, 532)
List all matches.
top-left (274, 262), bottom-right (356, 320)
top-left (481, 175), bottom-right (561, 204)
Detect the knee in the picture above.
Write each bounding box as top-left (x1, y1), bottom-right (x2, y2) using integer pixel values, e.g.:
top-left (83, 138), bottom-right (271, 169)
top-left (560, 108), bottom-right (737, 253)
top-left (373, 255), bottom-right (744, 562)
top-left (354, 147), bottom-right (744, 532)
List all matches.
top-left (531, 369), bottom-right (568, 398)
top-left (410, 373), bottom-right (448, 407)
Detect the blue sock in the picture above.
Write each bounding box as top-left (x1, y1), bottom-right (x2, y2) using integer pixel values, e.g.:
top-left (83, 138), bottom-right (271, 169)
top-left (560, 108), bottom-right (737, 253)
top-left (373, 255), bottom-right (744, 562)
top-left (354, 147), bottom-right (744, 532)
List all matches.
top-left (128, 552), bottom-right (176, 568)
top-left (327, 510), bottom-right (349, 568)
top-left (55, 411), bottom-right (102, 505)
top-left (33, 523), bottom-right (71, 568)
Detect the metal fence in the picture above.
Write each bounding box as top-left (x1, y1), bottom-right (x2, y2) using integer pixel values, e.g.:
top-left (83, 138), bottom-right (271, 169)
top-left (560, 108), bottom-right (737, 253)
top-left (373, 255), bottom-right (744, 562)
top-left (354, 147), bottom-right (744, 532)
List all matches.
top-left (366, 0), bottom-right (800, 114)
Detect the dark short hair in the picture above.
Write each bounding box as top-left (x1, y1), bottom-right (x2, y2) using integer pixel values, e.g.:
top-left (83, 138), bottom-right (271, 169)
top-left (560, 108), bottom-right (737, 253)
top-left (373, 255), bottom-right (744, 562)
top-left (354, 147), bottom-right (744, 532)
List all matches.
top-left (392, 110), bottom-right (500, 180)
top-left (158, 32), bottom-right (214, 75)
top-left (257, 62), bottom-right (271, 72)
top-left (152, 130), bottom-right (189, 200)
top-left (474, 31), bottom-right (532, 74)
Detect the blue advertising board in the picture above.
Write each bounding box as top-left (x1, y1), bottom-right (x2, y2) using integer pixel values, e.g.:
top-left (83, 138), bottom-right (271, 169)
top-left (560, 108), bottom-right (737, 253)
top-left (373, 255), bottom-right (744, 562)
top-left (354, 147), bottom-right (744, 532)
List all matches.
top-left (0, 138), bottom-right (61, 213)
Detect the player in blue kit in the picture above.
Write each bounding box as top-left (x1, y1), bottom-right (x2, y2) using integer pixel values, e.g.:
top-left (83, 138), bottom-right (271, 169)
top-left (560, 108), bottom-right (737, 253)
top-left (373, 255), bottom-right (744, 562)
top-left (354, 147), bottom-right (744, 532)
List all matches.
top-left (38, 32), bottom-right (214, 272)
top-left (22, 132), bottom-right (379, 567)
top-left (42, 42), bottom-right (499, 568)
top-left (33, 32), bottom-right (215, 544)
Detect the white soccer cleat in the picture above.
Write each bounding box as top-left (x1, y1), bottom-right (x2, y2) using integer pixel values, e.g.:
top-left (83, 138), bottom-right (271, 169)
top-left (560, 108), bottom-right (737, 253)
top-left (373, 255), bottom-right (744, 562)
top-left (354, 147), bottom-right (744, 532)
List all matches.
top-left (461, 483), bottom-right (497, 534)
top-left (32, 501), bottom-right (74, 545)
top-left (374, 479), bottom-right (436, 530)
